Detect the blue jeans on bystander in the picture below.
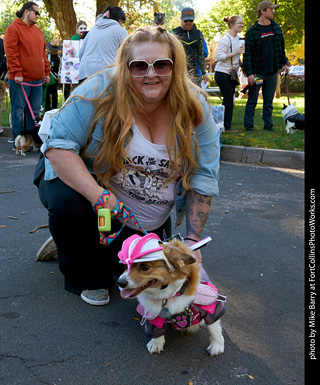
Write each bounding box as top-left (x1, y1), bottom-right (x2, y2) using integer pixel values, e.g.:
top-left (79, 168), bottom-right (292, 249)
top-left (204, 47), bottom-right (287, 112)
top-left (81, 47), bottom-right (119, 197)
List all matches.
top-left (244, 72), bottom-right (278, 131)
top-left (9, 79), bottom-right (43, 140)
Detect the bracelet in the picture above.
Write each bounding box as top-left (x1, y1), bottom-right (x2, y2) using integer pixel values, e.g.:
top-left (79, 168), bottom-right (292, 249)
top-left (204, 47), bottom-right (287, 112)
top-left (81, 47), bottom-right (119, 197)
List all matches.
top-left (184, 237), bottom-right (198, 243)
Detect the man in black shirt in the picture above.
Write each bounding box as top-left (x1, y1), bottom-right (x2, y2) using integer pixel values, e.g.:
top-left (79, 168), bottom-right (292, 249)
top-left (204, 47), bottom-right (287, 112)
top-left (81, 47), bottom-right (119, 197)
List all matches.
top-left (242, 1), bottom-right (289, 131)
top-left (171, 8), bottom-right (209, 87)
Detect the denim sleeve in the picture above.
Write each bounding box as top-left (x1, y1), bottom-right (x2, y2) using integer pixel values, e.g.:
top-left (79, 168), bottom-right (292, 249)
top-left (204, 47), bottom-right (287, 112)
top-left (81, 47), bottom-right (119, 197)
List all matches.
top-left (189, 100), bottom-right (220, 197)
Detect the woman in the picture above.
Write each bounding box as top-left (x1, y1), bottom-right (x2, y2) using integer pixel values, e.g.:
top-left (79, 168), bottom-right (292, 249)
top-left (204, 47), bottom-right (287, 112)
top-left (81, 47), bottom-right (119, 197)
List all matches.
top-left (79, 5), bottom-right (128, 82)
top-left (35, 27), bottom-right (220, 306)
top-left (71, 20), bottom-right (87, 40)
top-left (215, 16), bottom-right (244, 131)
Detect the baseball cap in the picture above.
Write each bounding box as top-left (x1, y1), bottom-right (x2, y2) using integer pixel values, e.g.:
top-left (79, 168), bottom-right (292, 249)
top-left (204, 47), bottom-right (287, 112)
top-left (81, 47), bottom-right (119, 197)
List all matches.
top-left (181, 8), bottom-right (195, 21)
top-left (257, 1), bottom-right (280, 12)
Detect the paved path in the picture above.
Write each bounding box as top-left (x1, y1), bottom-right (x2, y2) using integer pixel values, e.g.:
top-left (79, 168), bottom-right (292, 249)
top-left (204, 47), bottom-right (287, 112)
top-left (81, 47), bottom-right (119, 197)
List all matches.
top-left (0, 134), bottom-right (304, 385)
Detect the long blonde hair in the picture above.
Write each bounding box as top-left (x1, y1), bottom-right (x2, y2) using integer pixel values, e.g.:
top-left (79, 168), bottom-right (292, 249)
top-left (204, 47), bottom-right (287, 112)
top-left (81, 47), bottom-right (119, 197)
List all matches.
top-left (82, 26), bottom-right (207, 190)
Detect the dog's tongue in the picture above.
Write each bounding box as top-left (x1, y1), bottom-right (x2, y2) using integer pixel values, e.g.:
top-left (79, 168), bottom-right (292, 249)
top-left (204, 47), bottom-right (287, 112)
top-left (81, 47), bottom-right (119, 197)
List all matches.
top-left (120, 288), bottom-right (140, 299)
top-left (120, 279), bottom-right (158, 299)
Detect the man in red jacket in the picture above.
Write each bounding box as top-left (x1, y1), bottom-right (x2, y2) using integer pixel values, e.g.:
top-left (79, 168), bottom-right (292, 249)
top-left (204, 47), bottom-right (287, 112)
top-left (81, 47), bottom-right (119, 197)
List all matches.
top-left (4, 2), bottom-right (50, 145)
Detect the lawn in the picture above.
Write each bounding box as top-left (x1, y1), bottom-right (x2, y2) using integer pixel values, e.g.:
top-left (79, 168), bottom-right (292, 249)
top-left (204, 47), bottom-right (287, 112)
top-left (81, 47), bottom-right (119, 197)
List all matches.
top-left (208, 93), bottom-right (305, 151)
top-left (1, 88), bottom-right (305, 152)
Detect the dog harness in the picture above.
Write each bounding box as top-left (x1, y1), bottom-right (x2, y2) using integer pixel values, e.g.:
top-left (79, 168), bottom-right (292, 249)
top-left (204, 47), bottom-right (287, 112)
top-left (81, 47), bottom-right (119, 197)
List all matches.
top-left (137, 280), bottom-right (227, 339)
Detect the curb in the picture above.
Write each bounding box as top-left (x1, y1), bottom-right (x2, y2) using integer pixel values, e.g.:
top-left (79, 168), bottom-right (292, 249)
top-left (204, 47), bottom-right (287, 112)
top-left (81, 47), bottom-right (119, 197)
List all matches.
top-left (0, 126), bottom-right (304, 171)
top-left (221, 144), bottom-right (304, 170)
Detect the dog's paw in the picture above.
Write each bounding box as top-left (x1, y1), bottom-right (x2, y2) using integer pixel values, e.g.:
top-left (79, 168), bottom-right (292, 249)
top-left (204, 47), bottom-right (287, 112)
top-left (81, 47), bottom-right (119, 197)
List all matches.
top-left (147, 336), bottom-right (165, 354)
top-left (207, 340), bottom-right (225, 356)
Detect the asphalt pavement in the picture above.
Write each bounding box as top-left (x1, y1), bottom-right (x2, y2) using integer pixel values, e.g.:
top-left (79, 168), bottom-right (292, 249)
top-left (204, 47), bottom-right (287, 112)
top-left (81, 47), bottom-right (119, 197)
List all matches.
top-left (0, 131), bottom-right (304, 385)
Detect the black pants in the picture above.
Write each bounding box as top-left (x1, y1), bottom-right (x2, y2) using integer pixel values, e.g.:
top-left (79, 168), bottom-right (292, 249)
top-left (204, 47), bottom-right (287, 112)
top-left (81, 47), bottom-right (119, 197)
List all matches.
top-left (215, 71), bottom-right (236, 130)
top-left (38, 174), bottom-right (172, 295)
top-left (45, 83), bottom-right (58, 111)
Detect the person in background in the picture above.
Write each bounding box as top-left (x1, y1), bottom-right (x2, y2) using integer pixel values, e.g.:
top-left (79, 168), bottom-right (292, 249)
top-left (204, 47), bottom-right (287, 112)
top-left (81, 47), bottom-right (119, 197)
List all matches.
top-left (79, 5), bottom-right (128, 82)
top-left (4, 1), bottom-right (50, 146)
top-left (171, 8), bottom-right (209, 86)
top-left (242, 1), bottom-right (290, 132)
top-left (215, 15), bottom-right (244, 131)
top-left (153, 12), bottom-right (165, 26)
top-left (71, 20), bottom-right (87, 40)
top-left (34, 26), bottom-right (220, 306)
top-left (0, 37), bottom-right (7, 135)
top-left (45, 39), bottom-right (62, 111)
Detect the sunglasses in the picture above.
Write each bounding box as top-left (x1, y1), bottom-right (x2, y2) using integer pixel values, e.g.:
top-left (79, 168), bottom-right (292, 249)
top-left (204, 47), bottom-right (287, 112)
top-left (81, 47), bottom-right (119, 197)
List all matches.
top-left (183, 20), bottom-right (194, 23)
top-left (29, 8), bottom-right (40, 16)
top-left (129, 58), bottom-right (173, 77)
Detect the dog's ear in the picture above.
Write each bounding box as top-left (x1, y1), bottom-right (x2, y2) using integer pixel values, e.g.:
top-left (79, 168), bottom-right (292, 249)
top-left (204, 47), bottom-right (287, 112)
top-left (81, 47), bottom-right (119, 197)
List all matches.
top-left (162, 243), bottom-right (196, 269)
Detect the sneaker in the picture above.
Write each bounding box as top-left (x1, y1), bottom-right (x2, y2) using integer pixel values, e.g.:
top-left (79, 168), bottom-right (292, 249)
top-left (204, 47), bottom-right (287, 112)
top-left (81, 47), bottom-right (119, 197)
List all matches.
top-left (8, 138), bottom-right (14, 143)
top-left (0, 128), bottom-right (4, 134)
top-left (35, 236), bottom-right (57, 261)
top-left (81, 289), bottom-right (110, 306)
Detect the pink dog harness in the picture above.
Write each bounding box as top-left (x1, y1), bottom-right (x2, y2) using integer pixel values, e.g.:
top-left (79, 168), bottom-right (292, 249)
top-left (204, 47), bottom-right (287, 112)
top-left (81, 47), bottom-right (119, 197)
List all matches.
top-left (137, 281), bottom-right (226, 338)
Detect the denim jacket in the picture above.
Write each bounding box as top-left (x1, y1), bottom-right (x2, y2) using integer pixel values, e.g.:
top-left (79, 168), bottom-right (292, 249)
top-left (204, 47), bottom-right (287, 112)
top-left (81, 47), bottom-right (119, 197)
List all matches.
top-left (42, 69), bottom-right (220, 227)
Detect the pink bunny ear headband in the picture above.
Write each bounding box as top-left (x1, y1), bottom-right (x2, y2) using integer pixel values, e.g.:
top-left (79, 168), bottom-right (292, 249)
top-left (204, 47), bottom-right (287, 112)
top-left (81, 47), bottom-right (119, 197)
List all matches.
top-left (118, 233), bottom-right (175, 271)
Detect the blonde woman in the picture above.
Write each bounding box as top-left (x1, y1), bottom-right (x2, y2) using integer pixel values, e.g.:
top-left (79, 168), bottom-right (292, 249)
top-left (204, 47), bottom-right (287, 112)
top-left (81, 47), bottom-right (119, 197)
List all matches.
top-left (215, 16), bottom-right (244, 131)
top-left (35, 27), bottom-right (220, 305)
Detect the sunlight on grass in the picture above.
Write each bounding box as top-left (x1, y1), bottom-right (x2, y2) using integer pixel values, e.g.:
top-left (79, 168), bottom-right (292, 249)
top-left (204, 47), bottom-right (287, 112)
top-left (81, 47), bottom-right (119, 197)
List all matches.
top-left (208, 93), bottom-right (305, 151)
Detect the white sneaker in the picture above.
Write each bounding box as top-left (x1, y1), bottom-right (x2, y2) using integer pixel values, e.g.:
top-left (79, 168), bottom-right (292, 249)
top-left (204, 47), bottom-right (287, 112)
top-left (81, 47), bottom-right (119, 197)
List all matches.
top-left (81, 289), bottom-right (110, 306)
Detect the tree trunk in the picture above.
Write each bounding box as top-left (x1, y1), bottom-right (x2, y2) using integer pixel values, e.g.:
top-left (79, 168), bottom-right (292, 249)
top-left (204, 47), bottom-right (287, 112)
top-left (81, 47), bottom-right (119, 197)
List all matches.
top-left (96, 0), bottom-right (120, 17)
top-left (43, 0), bottom-right (77, 40)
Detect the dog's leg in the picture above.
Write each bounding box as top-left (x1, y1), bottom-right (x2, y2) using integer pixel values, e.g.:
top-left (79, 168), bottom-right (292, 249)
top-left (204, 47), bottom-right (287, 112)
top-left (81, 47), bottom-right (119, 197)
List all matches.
top-left (147, 336), bottom-right (165, 354)
top-left (207, 320), bottom-right (225, 356)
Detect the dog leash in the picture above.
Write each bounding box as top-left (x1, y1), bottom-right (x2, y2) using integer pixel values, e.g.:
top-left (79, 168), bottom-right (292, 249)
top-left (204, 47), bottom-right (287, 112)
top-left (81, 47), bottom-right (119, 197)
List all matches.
top-left (285, 74), bottom-right (290, 106)
top-left (21, 82), bottom-right (44, 128)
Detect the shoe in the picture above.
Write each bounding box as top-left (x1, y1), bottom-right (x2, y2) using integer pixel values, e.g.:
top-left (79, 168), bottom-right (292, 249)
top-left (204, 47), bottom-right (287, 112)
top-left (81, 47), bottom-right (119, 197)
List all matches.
top-left (35, 236), bottom-right (57, 261)
top-left (0, 128), bottom-right (3, 134)
top-left (81, 289), bottom-right (110, 306)
top-left (263, 127), bottom-right (275, 131)
top-left (8, 138), bottom-right (14, 143)
top-left (245, 127), bottom-right (253, 131)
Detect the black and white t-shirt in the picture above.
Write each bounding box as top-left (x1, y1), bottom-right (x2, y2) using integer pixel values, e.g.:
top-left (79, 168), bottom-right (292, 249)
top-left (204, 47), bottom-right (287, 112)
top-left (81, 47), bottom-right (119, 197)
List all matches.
top-left (109, 124), bottom-right (179, 231)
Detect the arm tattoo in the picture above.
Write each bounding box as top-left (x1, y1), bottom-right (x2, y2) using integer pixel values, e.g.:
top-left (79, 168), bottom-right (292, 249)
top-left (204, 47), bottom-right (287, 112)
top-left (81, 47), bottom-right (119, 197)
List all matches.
top-left (186, 190), bottom-right (212, 239)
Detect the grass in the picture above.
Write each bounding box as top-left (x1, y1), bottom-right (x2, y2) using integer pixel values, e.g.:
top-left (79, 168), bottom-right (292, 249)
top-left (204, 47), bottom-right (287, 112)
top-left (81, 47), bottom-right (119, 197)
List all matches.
top-left (208, 93), bottom-right (305, 151)
top-left (1, 88), bottom-right (304, 152)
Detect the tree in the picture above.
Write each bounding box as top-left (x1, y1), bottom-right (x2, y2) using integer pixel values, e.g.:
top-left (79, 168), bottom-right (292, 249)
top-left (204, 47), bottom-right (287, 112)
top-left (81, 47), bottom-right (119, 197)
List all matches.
top-left (43, 0), bottom-right (77, 40)
top-left (197, 0), bottom-right (305, 52)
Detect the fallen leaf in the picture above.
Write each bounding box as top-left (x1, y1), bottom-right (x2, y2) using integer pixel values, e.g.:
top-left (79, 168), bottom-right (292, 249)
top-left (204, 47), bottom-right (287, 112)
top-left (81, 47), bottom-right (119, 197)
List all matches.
top-left (248, 375), bottom-right (254, 380)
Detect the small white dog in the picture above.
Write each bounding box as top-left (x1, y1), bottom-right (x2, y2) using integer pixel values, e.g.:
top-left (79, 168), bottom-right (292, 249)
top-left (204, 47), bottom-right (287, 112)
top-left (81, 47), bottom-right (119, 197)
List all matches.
top-left (118, 233), bottom-right (226, 355)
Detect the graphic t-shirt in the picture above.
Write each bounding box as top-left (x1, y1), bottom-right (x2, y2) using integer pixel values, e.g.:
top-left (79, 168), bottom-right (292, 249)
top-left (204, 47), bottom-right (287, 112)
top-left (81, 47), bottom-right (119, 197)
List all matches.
top-left (109, 124), bottom-right (179, 231)
top-left (256, 24), bottom-right (277, 74)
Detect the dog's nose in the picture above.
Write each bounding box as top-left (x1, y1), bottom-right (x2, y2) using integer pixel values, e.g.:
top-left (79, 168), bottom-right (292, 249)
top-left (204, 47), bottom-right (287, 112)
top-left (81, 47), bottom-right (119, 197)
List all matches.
top-left (117, 275), bottom-right (128, 288)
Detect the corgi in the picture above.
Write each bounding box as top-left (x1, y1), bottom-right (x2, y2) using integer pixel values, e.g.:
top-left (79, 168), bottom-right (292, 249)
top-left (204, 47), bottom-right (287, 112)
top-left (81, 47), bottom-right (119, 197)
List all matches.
top-left (117, 233), bottom-right (226, 355)
top-left (14, 134), bottom-right (39, 156)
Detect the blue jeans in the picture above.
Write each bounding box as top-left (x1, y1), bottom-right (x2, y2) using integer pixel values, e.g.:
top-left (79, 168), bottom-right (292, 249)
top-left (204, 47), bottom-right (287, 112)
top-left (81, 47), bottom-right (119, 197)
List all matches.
top-left (9, 79), bottom-right (43, 139)
top-left (244, 72), bottom-right (278, 130)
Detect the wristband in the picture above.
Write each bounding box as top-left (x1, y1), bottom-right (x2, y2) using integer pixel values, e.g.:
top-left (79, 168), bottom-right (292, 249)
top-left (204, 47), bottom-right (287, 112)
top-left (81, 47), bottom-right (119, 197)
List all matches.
top-left (93, 189), bottom-right (111, 213)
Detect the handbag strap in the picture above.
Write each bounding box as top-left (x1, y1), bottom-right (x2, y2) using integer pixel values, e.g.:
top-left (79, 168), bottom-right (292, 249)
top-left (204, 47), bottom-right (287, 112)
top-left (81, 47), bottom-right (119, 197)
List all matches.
top-left (285, 74), bottom-right (290, 105)
top-left (227, 35), bottom-right (234, 67)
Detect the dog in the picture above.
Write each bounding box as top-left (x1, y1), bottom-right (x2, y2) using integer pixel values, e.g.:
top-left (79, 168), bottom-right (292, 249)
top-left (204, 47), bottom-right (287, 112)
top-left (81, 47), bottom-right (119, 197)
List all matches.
top-left (281, 102), bottom-right (305, 134)
top-left (14, 126), bottom-right (42, 156)
top-left (117, 233), bottom-right (226, 355)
